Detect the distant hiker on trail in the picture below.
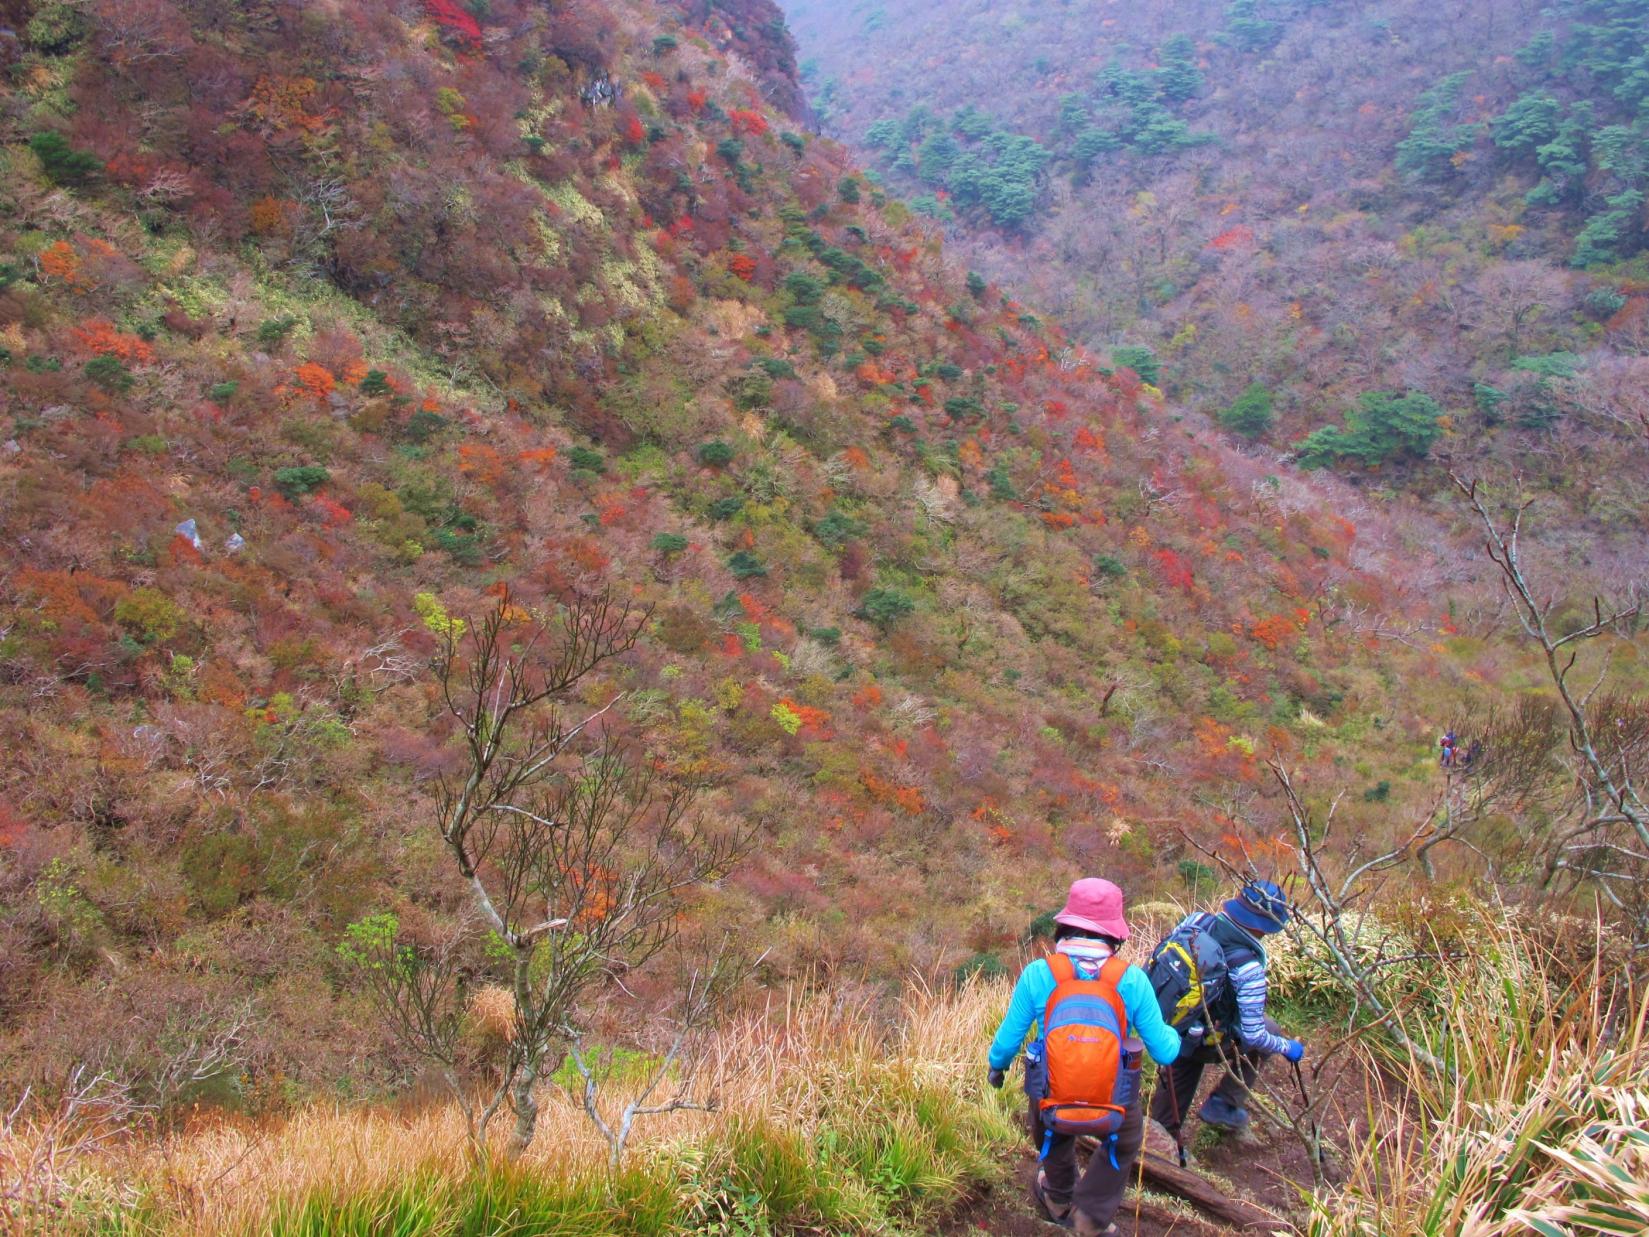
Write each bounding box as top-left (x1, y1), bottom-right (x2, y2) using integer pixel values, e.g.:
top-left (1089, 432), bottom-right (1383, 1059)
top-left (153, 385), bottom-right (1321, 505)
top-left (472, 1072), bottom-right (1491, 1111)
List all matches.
top-left (1440, 730), bottom-right (1458, 768)
top-left (1441, 732), bottom-right (1482, 773)
top-left (1146, 880), bottom-right (1303, 1155)
top-left (987, 878), bottom-right (1182, 1236)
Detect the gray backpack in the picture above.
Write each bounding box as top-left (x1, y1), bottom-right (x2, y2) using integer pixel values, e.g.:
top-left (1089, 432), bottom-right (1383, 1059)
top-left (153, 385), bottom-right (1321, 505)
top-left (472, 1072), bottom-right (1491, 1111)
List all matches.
top-left (1146, 913), bottom-right (1230, 1029)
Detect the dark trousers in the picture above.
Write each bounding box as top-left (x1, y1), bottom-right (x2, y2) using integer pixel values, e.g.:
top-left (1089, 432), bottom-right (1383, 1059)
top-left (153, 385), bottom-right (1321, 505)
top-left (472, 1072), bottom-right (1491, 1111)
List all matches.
top-left (1027, 1089), bottom-right (1146, 1228)
top-left (1148, 1018), bottom-right (1281, 1135)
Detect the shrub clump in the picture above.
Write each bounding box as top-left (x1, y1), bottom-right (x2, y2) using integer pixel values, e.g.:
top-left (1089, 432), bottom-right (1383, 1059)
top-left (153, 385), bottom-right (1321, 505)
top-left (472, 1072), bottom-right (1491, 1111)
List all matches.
top-left (567, 446), bottom-right (607, 475)
top-left (84, 355), bottom-right (133, 393)
top-left (275, 465), bottom-right (331, 497)
top-left (114, 587), bottom-right (186, 643)
top-left (697, 441), bottom-right (735, 468)
top-left (858, 588), bottom-right (915, 630)
top-left (29, 131), bottom-right (102, 187)
top-left (727, 551), bottom-right (768, 579)
top-left (1219, 382), bottom-right (1274, 439)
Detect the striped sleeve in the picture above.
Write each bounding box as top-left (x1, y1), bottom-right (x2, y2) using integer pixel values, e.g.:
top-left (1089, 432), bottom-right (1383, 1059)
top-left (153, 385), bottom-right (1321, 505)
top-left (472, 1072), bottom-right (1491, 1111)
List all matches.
top-left (1228, 959), bottom-right (1291, 1055)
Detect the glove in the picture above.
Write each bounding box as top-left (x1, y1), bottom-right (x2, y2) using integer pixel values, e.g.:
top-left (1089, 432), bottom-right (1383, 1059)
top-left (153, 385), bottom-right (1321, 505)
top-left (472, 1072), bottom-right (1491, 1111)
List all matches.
top-left (1282, 1039), bottom-right (1306, 1064)
top-left (987, 1067), bottom-right (1006, 1089)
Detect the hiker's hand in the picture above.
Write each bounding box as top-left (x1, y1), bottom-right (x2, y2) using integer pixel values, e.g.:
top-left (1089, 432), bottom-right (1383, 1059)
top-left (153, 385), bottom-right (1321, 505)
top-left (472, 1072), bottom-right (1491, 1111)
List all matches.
top-left (1282, 1039), bottom-right (1305, 1064)
top-left (987, 1067), bottom-right (1005, 1089)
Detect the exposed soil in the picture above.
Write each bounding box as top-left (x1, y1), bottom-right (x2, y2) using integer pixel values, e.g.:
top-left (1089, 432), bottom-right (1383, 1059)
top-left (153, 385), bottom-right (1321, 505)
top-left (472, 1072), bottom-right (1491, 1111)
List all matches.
top-left (946, 1054), bottom-right (1378, 1236)
top-left (942, 1156), bottom-right (1230, 1237)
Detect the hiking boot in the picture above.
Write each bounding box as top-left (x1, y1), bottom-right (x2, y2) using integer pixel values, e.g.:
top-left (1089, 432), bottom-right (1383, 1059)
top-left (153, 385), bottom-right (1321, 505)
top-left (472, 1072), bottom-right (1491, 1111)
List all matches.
top-left (1031, 1169), bottom-right (1072, 1228)
top-left (1071, 1213), bottom-right (1118, 1237)
top-left (1197, 1093), bottom-right (1251, 1131)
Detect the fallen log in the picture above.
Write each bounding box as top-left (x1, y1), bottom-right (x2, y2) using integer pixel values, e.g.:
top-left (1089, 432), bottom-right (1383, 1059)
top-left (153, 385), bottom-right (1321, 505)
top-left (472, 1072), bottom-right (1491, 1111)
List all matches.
top-left (1120, 1192), bottom-right (1227, 1234)
top-left (1078, 1137), bottom-right (1291, 1233)
top-left (1136, 1150), bottom-right (1287, 1233)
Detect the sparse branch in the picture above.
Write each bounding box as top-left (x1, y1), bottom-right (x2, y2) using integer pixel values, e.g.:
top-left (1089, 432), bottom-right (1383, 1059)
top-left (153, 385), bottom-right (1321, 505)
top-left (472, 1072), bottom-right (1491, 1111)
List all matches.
top-left (565, 939), bottom-right (753, 1169)
top-left (140, 1000), bottom-right (258, 1111)
top-left (1268, 762), bottom-right (1451, 1076)
top-left (1452, 474), bottom-right (1649, 947)
top-left (1, 1068), bottom-right (143, 1223)
top-left (350, 592), bottom-right (746, 1161)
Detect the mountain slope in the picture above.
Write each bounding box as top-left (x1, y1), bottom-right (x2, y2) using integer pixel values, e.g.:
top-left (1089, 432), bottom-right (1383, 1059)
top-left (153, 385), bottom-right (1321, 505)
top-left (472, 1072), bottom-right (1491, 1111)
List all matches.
top-left (2, 0), bottom-right (1479, 1104)
top-left (783, 0), bottom-right (1649, 552)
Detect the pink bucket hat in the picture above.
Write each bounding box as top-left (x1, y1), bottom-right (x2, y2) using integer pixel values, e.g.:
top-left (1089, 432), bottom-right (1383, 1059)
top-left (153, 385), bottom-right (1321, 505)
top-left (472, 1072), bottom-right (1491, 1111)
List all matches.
top-left (1053, 877), bottom-right (1130, 941)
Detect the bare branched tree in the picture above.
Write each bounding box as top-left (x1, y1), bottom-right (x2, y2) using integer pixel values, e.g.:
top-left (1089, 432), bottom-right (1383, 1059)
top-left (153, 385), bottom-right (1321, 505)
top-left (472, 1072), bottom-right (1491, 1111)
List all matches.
top-left (1557, 353), bottom-right (1649, 440)
top-left (1266, 764), bottom-right (1454, 1075)
top-left (139, 999), bottom-right (258, 1112)
top-left (347, 593), bottom-right (749, 1160)
top-left (1176, 771), bottom-right (1467, 1185)
top-left (1454, 475), bottom-right (1649, 950)
top-left (338, 912), bottom-right (472, 1120)
top-left (565, 938), bottom-right (752, 1169)
top-left (340, 633), bottom-right (420, 694)
top-left (1, 1067), bottom-right (141, 1225)
top-left (1312, 583), bottom-right (1436, 651)
top-left (1214, 475), bottom-right (1648, 1115)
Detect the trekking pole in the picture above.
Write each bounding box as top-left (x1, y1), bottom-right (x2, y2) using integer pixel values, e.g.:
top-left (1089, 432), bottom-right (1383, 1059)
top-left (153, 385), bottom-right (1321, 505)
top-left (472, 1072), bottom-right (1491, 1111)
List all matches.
top-left (1151, 1064), bottom-right (1189, 1170)
top-left (1172, 1086), bottom-right (1188, 1170)
top-left (1290, 1059), bottom-right (1323, 1170)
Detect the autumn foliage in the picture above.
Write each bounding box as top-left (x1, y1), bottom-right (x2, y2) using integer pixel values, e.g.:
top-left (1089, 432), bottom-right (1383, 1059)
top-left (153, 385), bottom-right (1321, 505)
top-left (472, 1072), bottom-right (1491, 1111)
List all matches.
top-left (425, 0), bottom-right (482, 45)
top-left (0, 0), bottom-right (1504, 1138)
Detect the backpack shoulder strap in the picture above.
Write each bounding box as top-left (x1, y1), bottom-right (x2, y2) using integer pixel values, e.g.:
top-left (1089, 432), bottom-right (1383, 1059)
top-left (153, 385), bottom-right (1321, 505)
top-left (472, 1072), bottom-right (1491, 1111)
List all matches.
top-left (1245, 932), bottom-right (1268, 969)
top-left (1098, 954), bottom-right (1130, 1034)
top-left (1210, 912), bottom-right (1265, 969)
top-left (1042, 952), bottom-right (1077, 1034)
top-left (1047, 951), bottom-right (1076, 986)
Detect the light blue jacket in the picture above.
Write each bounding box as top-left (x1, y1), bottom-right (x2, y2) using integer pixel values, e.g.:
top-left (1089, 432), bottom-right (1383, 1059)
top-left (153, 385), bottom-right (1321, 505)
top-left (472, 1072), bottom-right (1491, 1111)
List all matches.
top-left (988, 955), bottom-right (1182, 1071)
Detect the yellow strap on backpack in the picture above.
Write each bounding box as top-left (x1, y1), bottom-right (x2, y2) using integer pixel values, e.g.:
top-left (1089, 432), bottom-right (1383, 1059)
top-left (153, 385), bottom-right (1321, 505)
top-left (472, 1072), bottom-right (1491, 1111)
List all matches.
top-left (1164, 940), bottom-right (1205, 1024)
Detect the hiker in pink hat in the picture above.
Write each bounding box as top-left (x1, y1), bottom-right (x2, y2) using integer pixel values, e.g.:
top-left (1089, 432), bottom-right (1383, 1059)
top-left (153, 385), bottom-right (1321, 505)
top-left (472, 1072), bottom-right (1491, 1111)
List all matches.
top-left (987, 878), bottom-right (1182, 1236)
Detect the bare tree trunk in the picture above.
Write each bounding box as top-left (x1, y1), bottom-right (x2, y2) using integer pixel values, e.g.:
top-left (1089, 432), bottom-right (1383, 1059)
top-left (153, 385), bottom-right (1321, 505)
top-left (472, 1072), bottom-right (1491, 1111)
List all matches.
top-left (507, 1058), bottom-right (540, 1159)
top-left (506, 946), bottom-right (540, 1159)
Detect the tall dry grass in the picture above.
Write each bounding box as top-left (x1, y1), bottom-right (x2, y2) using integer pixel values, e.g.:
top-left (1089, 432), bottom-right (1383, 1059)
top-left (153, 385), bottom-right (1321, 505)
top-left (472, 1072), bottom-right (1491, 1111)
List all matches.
top-left (1308, 916), bottom-right (1649, 1237)
top-left (1, 979), bottom-right (1022, 1235)
top-left (14, 901), bottom-right (1637, 1236)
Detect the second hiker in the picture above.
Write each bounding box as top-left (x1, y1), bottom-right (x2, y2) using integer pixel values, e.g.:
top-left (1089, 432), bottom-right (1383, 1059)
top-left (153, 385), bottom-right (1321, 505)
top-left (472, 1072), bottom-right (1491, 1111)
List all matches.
top-left (987, 878), bottom-right (1181, 1236)
top-left (1147, 879), bottom-right (1304, 1152)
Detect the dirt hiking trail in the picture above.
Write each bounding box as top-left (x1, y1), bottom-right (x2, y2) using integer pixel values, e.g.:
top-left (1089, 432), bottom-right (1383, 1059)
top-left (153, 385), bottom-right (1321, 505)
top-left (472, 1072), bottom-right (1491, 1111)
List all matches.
top-left (945, 1079), bottom-right (1353, 1236)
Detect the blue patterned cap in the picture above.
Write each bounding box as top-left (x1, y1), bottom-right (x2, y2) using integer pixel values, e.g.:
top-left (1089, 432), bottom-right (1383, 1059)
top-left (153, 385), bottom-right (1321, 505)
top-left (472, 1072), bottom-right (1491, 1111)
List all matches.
top-left (1224, 879), bottom-right (1289, 934)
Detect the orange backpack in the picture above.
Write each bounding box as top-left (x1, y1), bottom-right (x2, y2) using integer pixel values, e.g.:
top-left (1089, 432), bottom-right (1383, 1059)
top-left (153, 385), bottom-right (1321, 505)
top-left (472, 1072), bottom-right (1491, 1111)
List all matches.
top-left (1035, 953), bottom-right (1143, 1155)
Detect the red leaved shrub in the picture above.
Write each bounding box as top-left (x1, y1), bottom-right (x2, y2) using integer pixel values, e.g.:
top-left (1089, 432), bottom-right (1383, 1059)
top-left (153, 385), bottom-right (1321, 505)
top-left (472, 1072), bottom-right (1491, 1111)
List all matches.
top-left (424, 0), bottom-right (480, 44)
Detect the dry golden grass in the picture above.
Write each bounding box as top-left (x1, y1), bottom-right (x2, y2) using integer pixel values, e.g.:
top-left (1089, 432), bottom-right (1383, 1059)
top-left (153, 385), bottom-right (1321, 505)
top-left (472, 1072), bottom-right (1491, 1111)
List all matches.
top-left (1308, 917), bottom-right (1649, 1237)
top-left (465, 984), bottom-right (517, 1045)
top-left (11, 904), bottom-right (1638, 1237)
top-left (3, 979), bottom-right (1021, 1235)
